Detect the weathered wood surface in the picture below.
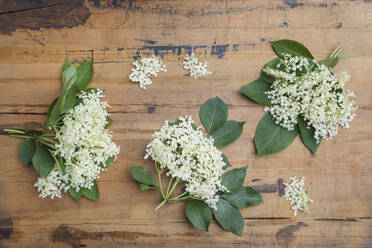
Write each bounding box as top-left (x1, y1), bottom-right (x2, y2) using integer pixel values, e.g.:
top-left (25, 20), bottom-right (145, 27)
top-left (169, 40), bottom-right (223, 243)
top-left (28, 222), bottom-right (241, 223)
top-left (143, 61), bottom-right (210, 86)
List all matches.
top-left (0, 0), bottom-right (371, 247)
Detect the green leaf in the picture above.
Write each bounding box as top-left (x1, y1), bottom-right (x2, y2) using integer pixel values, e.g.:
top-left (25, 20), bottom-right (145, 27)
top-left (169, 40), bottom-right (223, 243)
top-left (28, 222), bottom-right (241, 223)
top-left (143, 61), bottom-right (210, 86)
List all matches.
top-left (105, 157), bottom-right (115, 169)
top-left (223, 187), bottom-right (263, 209)
top-left (186, 200), bottom-right (212, 232)
top-left (76, 60), bottom-right (93, 90)
top-left (260, 58), bottom-right (281, 84)
top-left (61, 90), bottom-right (77, 114)
top-left (221, 166), bottom-right (247, 193)
top-left (130, 166), bottom-right (155, 185)
top-left (47, 97), bottom-right (59, 117)
top-left (84, 88), bottom-right (100, 94)
top-left (210, 120), bottom-right (245, 148)
top-left (32, 145), bottom-right (54, 177)
top-left (200, 97), bottom-right (228, 134)
top-left (298, 116), bottom-right (321, 156)
top-left (56, 155), bottom-right (66, 173)
top-left (240, 78), bottom-right (271, 106)
top-left (255, 113), bottom-right (299, 156)
top-left (212, 198), bottom-right (244, 236)
top-left (62, 59), bottom-right (70, 73)
top-left (19, 138), bottom-right (36, 165)
top-left (62, 65), bottom-right (77, 89)
top-left (271, 39), bottom-right (314, 59)
top-left (140, 184), bottom-right (152, 191)
top-left (105, 117), bottom-right (113, 129)
top-left (319, 57), bottom-right (338, 69)
top-left (81, 181), bottom-right (99, 200)
top-left (221, 153), bottom-right (232, 170)
top-left (68, 187), bottom-right (81, 202)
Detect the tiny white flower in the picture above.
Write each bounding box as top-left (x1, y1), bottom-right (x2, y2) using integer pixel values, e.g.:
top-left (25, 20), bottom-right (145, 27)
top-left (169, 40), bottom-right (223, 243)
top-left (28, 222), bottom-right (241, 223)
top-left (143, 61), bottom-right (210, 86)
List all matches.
top-left (182, 52), bottom-right (211, 78)
top-left (283, 176), bottom-right (313, 216)
top-left (263, 53), bottom-right (357, 142)
top-left (34, 89), bottom-right (120, 198)
top-left (129, 55), bottom-right (166, 89)
top-left (145, 116), bottom-right (225, 209)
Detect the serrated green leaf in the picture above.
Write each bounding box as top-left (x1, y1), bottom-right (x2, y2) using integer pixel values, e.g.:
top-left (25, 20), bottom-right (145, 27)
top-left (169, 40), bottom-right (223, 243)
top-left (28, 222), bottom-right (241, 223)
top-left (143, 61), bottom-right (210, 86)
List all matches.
top-left (68, 187), bottom-right (81, 202)
top-left (298, 116), bottom-right (321, 156)
top-left (221, 154), bottom-right (232, 170)
top-left (210, 120), bottom-right (245, 148)
top-left (62, 59), bottom-right (70, 73)
top-left (260, 58), bottom-right (281, 84)
top-left (76, 60), bottom-right (93, 90)
top-left (186, 200), bottom-right (212, 232)
top-left (130, 166), bottom-right (155, 185)
top-left (212, 198), bottom-right (244, 236)
top-left (221, 166), bottom-right (247, 193)
top-left (62, 66), bottom-right (77, 88)
top-left (254, 113), bottom-right (298, 156)
top-left (81, 181), bottom-right (99, 200)
top-left (200, 97), bottom-right (228, 134)
top-left (240, 78), bottom-right (271, 106)
top-left (61, 90), bottom-right (77, 114)
top-left (223, 187), bottom-right (263, 209)
top-left (19, 138), bottom-right (36, 165)
top-left (32, 145), bottom-right (54, 177)
top-left (271, 39), bottom-right (314, 59)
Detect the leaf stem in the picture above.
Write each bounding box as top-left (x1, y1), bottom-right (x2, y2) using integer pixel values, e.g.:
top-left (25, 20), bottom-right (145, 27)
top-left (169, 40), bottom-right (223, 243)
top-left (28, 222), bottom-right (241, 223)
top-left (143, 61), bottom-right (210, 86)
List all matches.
top-left (166, 178), bottom-right (179, 199)
top-left (306, 182), bottom-right (313, 193)
top-left (154, 199), bottom-right (167, 211)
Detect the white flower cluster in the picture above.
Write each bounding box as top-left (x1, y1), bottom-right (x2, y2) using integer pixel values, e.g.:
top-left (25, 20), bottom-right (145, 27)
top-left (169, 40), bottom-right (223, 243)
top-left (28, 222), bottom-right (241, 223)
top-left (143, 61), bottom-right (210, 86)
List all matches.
top-left (182, 53), bottom-right (211, 78)
top-left (283, 176), bottom-right (313, 216)
top-left (144, 116), bottom-right (226, 209)
top-left (263, 53), bottom-right (357, 142)
top-left (34, 89), bottom-right (120, 198)
top-left (129, 55), bottom-right (166, 89)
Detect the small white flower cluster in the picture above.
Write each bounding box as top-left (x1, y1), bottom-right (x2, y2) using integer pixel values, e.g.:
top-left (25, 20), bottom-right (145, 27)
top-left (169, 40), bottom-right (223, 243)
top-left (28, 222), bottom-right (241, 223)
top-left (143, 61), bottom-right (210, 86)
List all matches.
top-left (283, 176), bottom-right (313, 216)
top-left (263, 53), bottom-right (357, 142)
top-left (34, 89), bottom-right (120, 198)
top-left (144, 116), bottom-right (226, 209)
top-left (129, 55), bottom-right (167, 89)
top-left (182, 53), bottom-right (211, 78)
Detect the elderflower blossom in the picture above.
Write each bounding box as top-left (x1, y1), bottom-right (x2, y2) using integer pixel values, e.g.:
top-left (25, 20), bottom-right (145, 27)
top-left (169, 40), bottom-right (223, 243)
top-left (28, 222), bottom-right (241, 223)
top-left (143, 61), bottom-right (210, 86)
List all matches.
top-left (263, 53), bottom-right (357, 142)
top-left (283, 176), bottom-right (313, 216)
top-left (34, 89), bottom-right (120, 198)
top-left (144, 116), bottom-right (225, 209)
top-left (129, 55), bottom-right (166, 89)
top-left (183, 53), bottom-right (211, 78)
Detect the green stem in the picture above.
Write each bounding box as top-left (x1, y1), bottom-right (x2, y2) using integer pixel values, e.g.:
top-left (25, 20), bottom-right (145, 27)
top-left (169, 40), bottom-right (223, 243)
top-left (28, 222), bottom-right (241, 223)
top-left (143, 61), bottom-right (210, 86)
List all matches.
top-left (38, 136), bottom-right (56, 144)
top-left (154, 199), bottom-right (167, 211)
top-left (9, 134), bottom-right (30, 139)
top-left (306, 182), bottom-right (313, 193)
top-left (38, 140), bottom-right (57, 150)
top-left (169, 195), bottom-right (191, 202)
top-left (171, 191), bottom-right (188, 200)
top-left (165, 177), bottom-right (173, 198)
top-left (166, 178), bottom-right (179, 199)
top-left (157, 170), bottom-right (166, 200)
top-left (3, 129), bottom-right (26, 134)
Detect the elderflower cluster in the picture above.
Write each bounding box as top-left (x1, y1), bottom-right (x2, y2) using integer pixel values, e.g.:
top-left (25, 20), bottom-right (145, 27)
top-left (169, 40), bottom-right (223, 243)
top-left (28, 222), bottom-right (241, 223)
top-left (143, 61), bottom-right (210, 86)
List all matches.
top-left (34, 89), bottom-right (120, 198)
top-left (144, 116), bottom-right (226, 209)
top-left (129, 55), bottom-right (166, 89)
top-left (283, 176), bottom-right (313, 216)
top-left (183, 53), bottom-right (211, 78)
top-left (263, 53), bottom-right (357, 142)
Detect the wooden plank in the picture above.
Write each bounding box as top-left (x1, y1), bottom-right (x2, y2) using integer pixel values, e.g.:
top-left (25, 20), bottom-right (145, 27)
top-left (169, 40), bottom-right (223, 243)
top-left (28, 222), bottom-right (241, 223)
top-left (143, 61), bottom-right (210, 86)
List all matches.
top-left (0, 0), bottom-right (371, 247)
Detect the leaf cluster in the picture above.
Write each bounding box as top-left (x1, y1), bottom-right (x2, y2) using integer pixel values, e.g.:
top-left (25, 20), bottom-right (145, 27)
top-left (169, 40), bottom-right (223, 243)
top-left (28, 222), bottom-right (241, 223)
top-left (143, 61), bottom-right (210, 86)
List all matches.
top-left (240, 39), bottom-right (343, 156)
top-left (4, 59), bottom-right (110, 201)
top-left (130, 97), bottom-right (262, 236)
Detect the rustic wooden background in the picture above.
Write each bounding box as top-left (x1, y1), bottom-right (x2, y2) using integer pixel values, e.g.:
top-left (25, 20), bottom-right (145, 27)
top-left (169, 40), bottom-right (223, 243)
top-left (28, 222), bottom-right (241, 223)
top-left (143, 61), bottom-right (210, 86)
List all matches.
top-left (0, 0), bottom-right (371, 247)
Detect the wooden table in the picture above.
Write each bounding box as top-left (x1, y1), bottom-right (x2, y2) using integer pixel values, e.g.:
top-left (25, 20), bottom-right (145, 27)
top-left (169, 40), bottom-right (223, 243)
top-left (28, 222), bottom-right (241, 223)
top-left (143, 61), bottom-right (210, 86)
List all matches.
top-left (0, 0), bottom-right (371, 247)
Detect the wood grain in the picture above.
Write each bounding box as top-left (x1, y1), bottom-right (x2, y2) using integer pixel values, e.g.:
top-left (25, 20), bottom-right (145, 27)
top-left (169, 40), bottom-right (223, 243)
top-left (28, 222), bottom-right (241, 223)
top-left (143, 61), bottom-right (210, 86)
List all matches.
top-left (0, 0), bottom-right (371, 247)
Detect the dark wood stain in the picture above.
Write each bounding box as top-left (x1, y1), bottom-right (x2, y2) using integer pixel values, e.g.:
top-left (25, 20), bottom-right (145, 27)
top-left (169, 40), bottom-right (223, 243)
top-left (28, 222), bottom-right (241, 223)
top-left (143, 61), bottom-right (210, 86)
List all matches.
top-left (0, 0), bottom-right (90, 35)
top-left (276, 222), bottom-right (308, 246)
top-left (51, 224), bottom-right (165, 247)
top-left (277, 178), bottom-right (285, 196)
top-left (0, 218), bottom-right (13, 239)
top-left (147, 106), bottom-right (156, 114)
top-left (252, 183), bottom-right (278, 193)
